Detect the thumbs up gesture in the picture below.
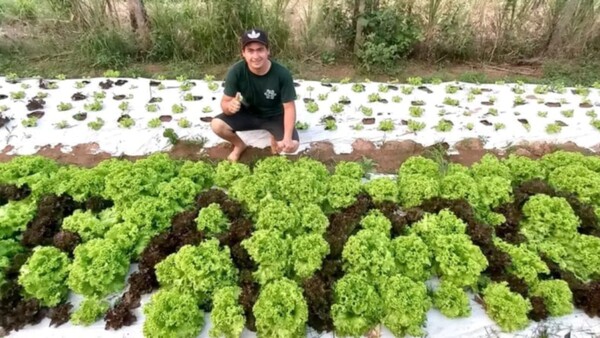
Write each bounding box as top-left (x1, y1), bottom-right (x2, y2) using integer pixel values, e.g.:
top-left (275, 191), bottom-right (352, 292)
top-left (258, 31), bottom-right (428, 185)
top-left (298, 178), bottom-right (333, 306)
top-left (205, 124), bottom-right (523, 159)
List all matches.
top-left (228, 92), bottom-right (242, 114)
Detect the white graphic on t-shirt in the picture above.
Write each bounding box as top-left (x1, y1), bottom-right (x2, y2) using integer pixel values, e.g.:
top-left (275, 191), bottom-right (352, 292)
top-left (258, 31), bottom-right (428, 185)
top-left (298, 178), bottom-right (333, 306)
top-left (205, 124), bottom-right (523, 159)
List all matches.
top-left (264, 89), bottom-right (277, 100)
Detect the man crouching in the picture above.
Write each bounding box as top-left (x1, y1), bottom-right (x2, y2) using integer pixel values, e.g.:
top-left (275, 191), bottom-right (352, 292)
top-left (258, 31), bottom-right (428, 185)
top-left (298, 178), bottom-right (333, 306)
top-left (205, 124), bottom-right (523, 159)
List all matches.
top-left (211, 28), bottom-right (300, 162)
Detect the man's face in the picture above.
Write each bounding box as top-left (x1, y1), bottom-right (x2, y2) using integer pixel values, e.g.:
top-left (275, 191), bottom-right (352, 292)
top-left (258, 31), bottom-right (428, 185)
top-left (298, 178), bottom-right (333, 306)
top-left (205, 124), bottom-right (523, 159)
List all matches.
top-left (242, 42), bottom-right (270, 71)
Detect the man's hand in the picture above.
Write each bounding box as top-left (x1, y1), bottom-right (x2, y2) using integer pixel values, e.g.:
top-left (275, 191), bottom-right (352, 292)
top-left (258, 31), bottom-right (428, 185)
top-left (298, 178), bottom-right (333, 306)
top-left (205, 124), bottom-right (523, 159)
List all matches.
top-left (227, 93), bottom-right (242, 114)
top-left (277, 138), bottom-right (298, 153)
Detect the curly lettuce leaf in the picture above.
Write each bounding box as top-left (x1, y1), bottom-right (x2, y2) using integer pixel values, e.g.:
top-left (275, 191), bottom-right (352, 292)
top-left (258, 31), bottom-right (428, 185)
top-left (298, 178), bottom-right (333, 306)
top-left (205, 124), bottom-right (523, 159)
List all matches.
top-left (482, 282), bottom-right (532, 332)
top-left (18, 246), bottom-right (71, 307)
top-left (331, 273), bottom-right (382, 337)
top-left (155, 239), bottom-right (238, 305)
top-left (67, 238), bottom-right (130, 298)
top-left (381, 275), bottom-right (431, 337)
top-left (253, 278), bottom-right (308, 338)
top-left (143, 288), bottom-right (204, 338)
top-left (209, 286), bottom-right (245, 338)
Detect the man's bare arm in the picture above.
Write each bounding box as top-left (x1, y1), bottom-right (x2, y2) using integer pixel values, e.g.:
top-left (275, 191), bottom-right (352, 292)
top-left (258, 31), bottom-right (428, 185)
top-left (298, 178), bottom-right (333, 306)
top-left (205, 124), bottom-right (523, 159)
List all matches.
top-left (282, 101), bottom-right (296, 140)
top-left (221, 95), bottom-right (234, 114)
top-left (221, 93), bottom-right (242, 115)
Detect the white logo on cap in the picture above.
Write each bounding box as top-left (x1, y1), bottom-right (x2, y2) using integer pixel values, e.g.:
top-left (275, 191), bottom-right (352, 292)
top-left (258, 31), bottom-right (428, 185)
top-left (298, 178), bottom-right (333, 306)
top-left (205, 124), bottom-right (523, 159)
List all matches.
top-left (248, 30), bottom-right (260, 39)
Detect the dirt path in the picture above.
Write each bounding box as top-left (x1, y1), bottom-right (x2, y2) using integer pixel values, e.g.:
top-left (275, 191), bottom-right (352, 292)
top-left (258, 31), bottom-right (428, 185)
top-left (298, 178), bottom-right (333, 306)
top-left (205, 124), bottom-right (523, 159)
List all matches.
top-left (1, 138), bottom-right (597, 173)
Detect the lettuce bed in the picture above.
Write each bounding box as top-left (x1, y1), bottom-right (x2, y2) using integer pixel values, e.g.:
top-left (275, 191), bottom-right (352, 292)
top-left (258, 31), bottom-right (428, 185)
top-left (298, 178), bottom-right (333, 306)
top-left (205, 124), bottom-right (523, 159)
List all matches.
top-left (1, 150), bottom-right (600, 337)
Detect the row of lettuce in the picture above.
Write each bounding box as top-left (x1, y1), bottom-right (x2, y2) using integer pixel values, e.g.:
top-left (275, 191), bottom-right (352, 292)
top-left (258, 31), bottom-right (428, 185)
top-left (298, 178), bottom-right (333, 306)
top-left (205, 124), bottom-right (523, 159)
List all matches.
top-left (1, 150), bottom-right (600, 337)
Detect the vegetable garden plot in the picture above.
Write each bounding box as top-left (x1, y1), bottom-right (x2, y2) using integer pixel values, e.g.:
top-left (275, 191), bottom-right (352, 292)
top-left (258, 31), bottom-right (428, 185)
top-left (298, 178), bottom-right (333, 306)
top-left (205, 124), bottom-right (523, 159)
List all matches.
top-left (2, 151), bottom-right (600, 337)
top-left (0, 74), bottom-right (599, 157)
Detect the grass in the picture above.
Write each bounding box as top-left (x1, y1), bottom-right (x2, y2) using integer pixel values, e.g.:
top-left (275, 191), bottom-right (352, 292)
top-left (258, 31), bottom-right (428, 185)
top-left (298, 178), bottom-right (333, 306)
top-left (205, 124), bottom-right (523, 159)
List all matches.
top-left (1, 0), bottom-right (600, 84)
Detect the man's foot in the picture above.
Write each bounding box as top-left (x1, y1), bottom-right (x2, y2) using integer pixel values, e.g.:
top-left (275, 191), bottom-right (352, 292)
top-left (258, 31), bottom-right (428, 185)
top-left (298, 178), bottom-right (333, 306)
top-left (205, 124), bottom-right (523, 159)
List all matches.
top-left (227, 144), bottom-right (247, 162)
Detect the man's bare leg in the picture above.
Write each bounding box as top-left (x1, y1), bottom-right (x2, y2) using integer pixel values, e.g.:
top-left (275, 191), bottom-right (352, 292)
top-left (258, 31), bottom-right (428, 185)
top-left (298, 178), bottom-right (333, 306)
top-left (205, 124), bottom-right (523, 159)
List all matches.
top-left (211, 118), bottom-right (247, 161)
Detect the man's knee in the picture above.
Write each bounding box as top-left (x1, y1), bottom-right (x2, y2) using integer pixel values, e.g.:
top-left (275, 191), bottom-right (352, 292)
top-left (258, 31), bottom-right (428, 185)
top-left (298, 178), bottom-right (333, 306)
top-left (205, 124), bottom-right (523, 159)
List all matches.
top-left (211, 117), bottom-right (231, 134)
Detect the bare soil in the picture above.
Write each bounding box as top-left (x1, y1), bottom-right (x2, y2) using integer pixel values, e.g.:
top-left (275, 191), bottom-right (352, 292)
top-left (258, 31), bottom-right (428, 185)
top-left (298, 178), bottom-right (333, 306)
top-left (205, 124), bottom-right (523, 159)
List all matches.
top-left (1, 138), bottom-right (597, 173)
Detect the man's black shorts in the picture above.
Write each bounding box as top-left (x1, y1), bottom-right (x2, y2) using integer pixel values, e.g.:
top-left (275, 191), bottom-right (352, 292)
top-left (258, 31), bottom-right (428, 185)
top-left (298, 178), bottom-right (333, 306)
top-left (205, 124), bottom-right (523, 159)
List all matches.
top-left (214, 106), bottom-right (299, 141)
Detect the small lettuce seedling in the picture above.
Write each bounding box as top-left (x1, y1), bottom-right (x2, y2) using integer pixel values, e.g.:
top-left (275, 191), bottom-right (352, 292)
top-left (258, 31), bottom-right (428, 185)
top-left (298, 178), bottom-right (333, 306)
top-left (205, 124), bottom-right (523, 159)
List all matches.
top-left (538, 111), bottom-right (548, 118)
top-left (5, 73), bottom-right (19, 83)
top-left (512, 83), bottom-right (525, 94)
top-left (172, 104), bottom-right (186, 114)
top-left (325, 119), bottom-right (337, 130)
top-left (407, 76), bottom-right (422, 86)
top-left (494, 123), bottom-right (505, 131)
top-left (407, 119), bottom-right (425, 132)
top-left (54, 120), bottom-right (70, 129)
top-left (119, 117), bottom-right (135, 128)
top-left (295, 121), bottom-right (309, 130)
top-left (561, 109), bottom-right (574, 118)
top-left (360, 105), bottom-right (373, 116)
top-left (148, 118), bottom-right (162, 128)
top-left (340, 77), bottom-right (351, 84)
top-left (378, 119), bottom-right (394, 131)
top-left (202, 106), bottom-right (213, 113)
top-left (368, 93), bottom-right (381, 102)
top-left (392, 95), bottom-right (402, 103)
top-left (431, 78), bottom-right (442, 85)
top-left (466, 122), bottom-right (474, 130)
top-left (207, 82), bottom-right (219, 91)
top-left (513, 96), bottom-right (526, 106)
top-left (84, 100), bottom-right (103, 112)
top-left (573, 84), bottom-right (589, 96)
top-left (586, 110), bottom-right (597, 118)
top-left (591, 119), bottom-right (600, 131)
top-left (306, 101), bottom-right (319, 113)
top-left (445, 84), bottom-right (459, 94)
top-left (57, 102), bottom-right (73, 111)
top-left (180, 81), bottom-right (194, 91)
top-left (93, 91), bottom-right (106, 99)
top-left (330, 103), bottom-right (344, 114)
top-left (119, 101), bottom-right (129, 112)
top-left (470, 87), bottom-right (482, 95)
top-left (378, 84), bottom-right (389, 93)
top-left (87, 118), bottom-right (105, 130)
top-left (351, 83), bottom-right (365, 93)
top-left (21, 117), bottom-right (38, 127)
top-left (10, 91), bottom-right (25, 100)
top-left (401, 86), bottom-right (414, 95)
top-left (443, 97), bottom-right (459, 106)
top-left (435, 119), bottom-right (453, 132)
top-left (178, 118), bottom-right (191, 128)
top-left (146, 103), bottom-right (159, 113)
top-left (318, 93), bottom-right (328, 101)
top-left (409, 106), bottom-right (424, 118)
top-left (545, 123), bottom-right (562, 134)
top-left (35, 92), bottom-right (48, 99)
top-left (534, 85), bottom-right (549, 95)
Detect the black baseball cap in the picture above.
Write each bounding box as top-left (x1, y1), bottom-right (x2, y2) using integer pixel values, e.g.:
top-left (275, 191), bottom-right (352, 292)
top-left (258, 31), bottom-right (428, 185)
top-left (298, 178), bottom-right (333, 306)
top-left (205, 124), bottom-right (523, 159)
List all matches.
top-left (241, 29), bottom-right (269, 48)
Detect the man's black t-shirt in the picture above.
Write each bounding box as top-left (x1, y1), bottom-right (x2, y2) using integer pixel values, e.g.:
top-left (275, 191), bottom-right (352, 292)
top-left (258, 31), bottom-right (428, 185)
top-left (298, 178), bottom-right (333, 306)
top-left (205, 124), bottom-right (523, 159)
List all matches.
top-left (223, 59), bottom-right (296, 118)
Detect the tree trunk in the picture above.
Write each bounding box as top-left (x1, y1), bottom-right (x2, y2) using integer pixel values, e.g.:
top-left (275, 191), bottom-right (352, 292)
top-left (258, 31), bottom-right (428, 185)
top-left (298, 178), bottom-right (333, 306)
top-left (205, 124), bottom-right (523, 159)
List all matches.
top-left (127, 0), bottom-right (151, 51)
top-left (353, 0), bottom-right (366, 56)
